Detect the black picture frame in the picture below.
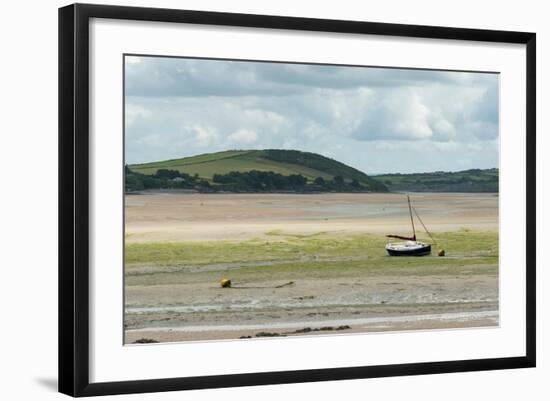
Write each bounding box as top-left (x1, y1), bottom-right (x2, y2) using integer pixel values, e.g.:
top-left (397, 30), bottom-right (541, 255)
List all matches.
top-left (59, 3), bottom-right (536, 397)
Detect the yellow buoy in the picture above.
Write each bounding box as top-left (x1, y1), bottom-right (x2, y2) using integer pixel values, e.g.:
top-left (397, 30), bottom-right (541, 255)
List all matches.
top-left (220, 278), bottom-right (232, 288)
top-left (437, 249), bottom-right (445, 257)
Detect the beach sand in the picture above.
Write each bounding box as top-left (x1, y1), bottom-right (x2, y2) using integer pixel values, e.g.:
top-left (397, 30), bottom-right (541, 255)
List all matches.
top-left (125, 192), bottom-right (498, 242)
top-left (124, 192), bottom-right (499, 344)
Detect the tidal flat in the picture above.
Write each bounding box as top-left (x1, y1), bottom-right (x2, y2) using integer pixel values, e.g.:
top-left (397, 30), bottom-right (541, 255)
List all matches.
top-left (124, 192), bottom-right (498, 344)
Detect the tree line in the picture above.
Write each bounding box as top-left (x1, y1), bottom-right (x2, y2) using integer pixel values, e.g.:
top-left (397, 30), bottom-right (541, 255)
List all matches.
top-left (125, 166), bottom-right (211, 191)
top-left (125, 166), bottom-right (370, 193)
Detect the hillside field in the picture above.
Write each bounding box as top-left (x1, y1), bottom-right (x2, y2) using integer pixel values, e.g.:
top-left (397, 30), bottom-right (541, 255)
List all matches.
top-left (127, 149), bottom-right (498, 193)
top-left (128, 149), bottom-right (386, 191)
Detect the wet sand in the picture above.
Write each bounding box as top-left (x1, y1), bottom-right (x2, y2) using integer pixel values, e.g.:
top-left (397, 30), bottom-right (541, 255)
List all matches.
top-left (125, 311), bottom-right (498, 344)
top-left (125, 192), bottom-right (498, 242)
top-left (124, 192), bottom-right (498, 343)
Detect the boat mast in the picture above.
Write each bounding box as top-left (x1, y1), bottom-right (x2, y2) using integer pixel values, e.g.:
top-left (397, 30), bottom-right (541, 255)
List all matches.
top-left (385, 195), bottom-right (419, 242)
top-left (407, 195), bottom-right (416, 241)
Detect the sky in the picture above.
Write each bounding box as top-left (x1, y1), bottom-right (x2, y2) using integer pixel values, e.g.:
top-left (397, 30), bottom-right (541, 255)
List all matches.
top-left (125, 55), bottom-right (499, 174)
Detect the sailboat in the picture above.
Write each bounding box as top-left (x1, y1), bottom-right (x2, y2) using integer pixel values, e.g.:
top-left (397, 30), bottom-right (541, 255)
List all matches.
top-left (385, 195), bottom-right (432, 256)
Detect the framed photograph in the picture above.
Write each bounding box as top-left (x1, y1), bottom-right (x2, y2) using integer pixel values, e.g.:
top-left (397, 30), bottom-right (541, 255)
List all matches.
top-left (58, 3), bottom-right (536, 397)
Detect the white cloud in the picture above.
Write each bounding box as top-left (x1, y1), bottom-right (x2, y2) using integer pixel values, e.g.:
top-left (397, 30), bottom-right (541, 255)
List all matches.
top-left (228, 129), bottom-right (257, 144)
top-left (125, 104), bottom-right (151, 127)
top-left (124, 57), bottom-right (499, 173)
top-left (392, 93), bottom-right (433, 139)
top-left (191, 125), bottom-right (218, 147)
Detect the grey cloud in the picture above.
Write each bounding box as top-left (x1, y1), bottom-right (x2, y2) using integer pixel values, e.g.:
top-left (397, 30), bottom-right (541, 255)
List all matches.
top-left (125, 58), bottom-right (305, 98)
top-left (126, 56), bottom-right (497, 98)
top-left (125, 56), bottom-right (499, 173)
top-left (468, 80), bottom-right (499, 139)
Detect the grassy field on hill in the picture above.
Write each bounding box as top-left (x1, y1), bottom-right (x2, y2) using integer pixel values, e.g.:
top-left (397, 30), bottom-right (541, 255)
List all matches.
top-left (128, 149), bottom-right (387, 192)
top-left (127, 149), bottom-right (498, 193)
top-left (130, 149), bottom-right (374, 183)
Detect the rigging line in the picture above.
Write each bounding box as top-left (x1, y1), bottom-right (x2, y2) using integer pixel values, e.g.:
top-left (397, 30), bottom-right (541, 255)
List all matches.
top-left (412, 206), bottom-right (437, 245)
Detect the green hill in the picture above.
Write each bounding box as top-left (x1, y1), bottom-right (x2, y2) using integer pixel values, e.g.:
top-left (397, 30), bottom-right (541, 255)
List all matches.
top-left (374, 168), bottom-right (499, 193)
top-left (128, 149), bottom-right (387, 192)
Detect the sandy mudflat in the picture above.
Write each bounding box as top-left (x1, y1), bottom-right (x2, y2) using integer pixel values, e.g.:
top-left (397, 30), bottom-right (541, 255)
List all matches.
top-left (125, 311), bottom-right (498, 344)
top-left (124, 271), bottom-right (498, 343)
top-left (124, 192), bottom-right (498, 343)
top-left (125, 192), bottom-right (498, 242)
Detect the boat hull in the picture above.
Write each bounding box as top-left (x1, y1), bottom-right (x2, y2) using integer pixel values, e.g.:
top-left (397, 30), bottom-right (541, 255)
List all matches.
top-left (386, 243), bottom-right (431, 256)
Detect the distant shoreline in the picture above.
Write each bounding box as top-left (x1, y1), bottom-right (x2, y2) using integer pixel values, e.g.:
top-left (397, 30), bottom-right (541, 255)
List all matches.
top-left (124, 192), bottom-right (498, 243)
top-left (125, 188), bottom-right (498, 195)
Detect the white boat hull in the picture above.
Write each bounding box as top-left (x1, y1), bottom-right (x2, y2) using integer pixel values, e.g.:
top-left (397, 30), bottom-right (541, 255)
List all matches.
top-left (386, 241), bottom-right (431, 256)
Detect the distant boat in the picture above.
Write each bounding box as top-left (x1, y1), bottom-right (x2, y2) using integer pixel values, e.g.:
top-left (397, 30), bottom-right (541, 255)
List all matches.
top-left (385, 195), bottom-right (432, 256)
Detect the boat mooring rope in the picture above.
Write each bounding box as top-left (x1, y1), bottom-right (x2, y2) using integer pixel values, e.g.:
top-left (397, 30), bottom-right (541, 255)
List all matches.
top-left (412, 206), bottom-right (437, 246)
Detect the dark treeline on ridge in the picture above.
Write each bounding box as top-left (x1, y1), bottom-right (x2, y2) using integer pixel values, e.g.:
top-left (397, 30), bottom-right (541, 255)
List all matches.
top-left (125, 149), bottom-right (498, 193)
top-left (374, 168), bottom-right (499, 193)
top-left (125, 166), bottom-right (372, 193)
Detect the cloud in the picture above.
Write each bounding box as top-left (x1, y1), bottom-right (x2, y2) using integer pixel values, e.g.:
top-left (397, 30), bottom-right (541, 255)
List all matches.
top-left (465, 82), bottom-right (499, 140)
top-left (351, 89), bottom-right (433, 141)
top-left (125, 58), bottom-right (304, 98)
top-left (228, 129), bottom-right (257, 144)
top-left (125, 57), bottom-right (494, 98)
top-left (125, 104), bottom-right (151, 126)
top-left (124, 56), bottom-right (499, 173)
top-left (189, 125), bottom-right (219, 147)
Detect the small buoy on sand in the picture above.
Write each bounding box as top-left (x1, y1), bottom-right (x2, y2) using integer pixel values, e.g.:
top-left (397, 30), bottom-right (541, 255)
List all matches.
top-left (220, 278), bottom-right (232, 288)
top-left (438, 249), bottom-right (445, 257)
